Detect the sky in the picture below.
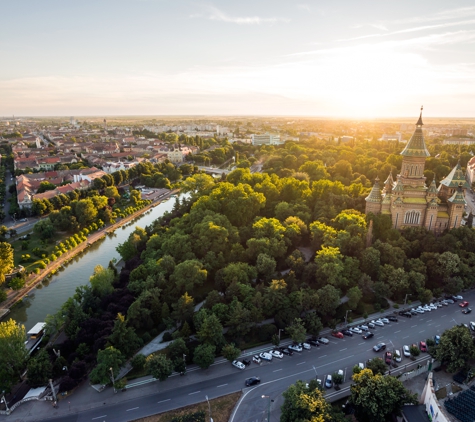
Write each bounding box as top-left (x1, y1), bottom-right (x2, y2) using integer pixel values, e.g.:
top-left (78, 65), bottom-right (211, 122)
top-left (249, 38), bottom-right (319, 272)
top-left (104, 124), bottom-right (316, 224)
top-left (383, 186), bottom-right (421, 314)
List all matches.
top-left (1, 0), bottom-right (474, 118)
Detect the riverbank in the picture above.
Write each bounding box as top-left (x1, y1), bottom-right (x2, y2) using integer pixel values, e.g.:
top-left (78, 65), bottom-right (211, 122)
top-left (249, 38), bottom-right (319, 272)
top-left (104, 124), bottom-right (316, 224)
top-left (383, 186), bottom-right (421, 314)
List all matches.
top-left (0, 189), bottom-right (179, 319)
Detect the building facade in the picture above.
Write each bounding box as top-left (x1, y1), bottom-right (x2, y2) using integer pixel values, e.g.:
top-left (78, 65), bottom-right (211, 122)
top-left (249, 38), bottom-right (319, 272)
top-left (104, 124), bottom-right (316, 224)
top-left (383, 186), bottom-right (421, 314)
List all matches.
top-left (365, 110), bottom-right (468, 232)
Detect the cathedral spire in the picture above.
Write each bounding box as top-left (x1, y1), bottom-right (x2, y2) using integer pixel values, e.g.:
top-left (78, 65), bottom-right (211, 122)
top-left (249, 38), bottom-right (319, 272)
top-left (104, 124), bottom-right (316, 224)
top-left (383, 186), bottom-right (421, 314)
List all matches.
top-left (416, 105), bottom-right (423, 126)
top-left (365, 177), bottom-right (382, 203)
top-left (400, 107), bottom-right (430, 157)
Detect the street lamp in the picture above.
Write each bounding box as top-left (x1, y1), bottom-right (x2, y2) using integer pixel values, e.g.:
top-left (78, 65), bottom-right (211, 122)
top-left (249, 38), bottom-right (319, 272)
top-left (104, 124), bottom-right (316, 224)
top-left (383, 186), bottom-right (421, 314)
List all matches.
top-left (261, 395), bottom-right (274, 421)
top-left (344, 310), bottom-right (352, 327)
top-left (205, 395), bottom-right (214, 422)
top-left (110, 367), bottom-right (116, 393)
top-left (1, 391), bottom-right (10, 414)
top-left (404, 293), bottom-right (412, 307)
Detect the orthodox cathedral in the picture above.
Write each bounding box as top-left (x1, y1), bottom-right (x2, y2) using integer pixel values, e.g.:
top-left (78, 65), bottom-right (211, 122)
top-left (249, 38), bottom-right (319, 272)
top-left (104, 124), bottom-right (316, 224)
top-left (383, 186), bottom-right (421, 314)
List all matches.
top-left (365, 109), bottom-right (468, 232)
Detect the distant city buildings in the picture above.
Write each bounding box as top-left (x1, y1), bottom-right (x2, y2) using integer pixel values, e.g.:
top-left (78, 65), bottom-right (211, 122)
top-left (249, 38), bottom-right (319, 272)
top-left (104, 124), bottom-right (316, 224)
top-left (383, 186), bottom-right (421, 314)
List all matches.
top-left (380, 133), bottom-right (403, 142)
top-left (251, 133), bottom-right (281, 146)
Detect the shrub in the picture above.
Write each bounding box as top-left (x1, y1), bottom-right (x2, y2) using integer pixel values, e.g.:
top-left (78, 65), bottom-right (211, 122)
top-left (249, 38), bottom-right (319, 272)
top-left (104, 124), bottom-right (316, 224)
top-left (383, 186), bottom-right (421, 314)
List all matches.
top-left (393, 304), bottom-right (399, 309)
top-left (131, 354), bottom-right (146, 370)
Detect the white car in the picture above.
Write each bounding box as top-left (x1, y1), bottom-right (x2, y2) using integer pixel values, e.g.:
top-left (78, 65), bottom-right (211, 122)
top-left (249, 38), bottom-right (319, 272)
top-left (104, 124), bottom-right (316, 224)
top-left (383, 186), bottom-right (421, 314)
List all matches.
top-left (325, 374), bottom-right (333, 388)
top-left (422, 305), bottom-right (431, 312)
top-left (271, 350), bottom-right (283, 359)
top-left (394, 349), bottom-right (402, 362)
top-left (358, 362), bottom-right (365, 370)
top-left (373, 319), bottom-right (385, 327)
top-left (441, 300), bottom-right (449, 306)
top-left (259, 352), bottom-right (273, 361)
top-left (317, 337), bottom-right (329, 345)
top-left (350, 327), bottom-right (362, 334)
top-left (454, 295), bottom-right (463, 300)
top-left (359, 325), bottom-right (369, 331)
top-left (403, 345), bottom-right (411, 357)
top-left (470, 321), bottom-right (475, 331)
top-left (302, 342), bottom-right (311, 350)
top-left (367, 322), bottom-right (376, 329)
top-left (429, 304), bottom-right (437, 310)
top-left (380, 318), bottom-right (390, 324)
top-left (414, 307), bottom-right (424, 314)
top-left (253, 355), bottom-right (261, 364)
top-left (232, 360), bottom-right (246, 370)
top-left (288, 344), bottom-right (303, 352)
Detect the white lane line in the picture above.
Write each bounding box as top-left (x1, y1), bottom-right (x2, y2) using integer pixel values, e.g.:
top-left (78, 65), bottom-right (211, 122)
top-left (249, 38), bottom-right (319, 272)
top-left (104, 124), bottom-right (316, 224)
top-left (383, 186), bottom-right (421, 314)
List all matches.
top-left (436, 325), bottom-right (441, 327)
top-left (318, 355), bottom-right (327, 359)
top-left (92, 416), bottom-right (107, 420)
top-left (340, 348), bottom-right (347, 351)
top-left (189, 391), bottom-right (201, 395)
top-left (419, 330), bottom-right (425, 333)
top-left (403, 336), bottom-right (409, 339)
top-left (411, 325), bottom-right (417, 328)
top-left (126, 407), bottom-right (139, 412)
top-left (394, 330), bottom-right (401, 333)
top-left (158, 399), bottom-right (171, 404)
top-left (217, 384), bottom-right (228, 387)
top-left (427, 319), bottom-right (432, 322)
top-left (273, 369), bottom-right (282, 372)
top-left (297, 362), bottom-right (306, 365)
top-left (358, 342), bottom-right (365, 345)
top-left (441, 315), bottom-right (447, 317)
top-left (428, 323), bottom-right (433, 326)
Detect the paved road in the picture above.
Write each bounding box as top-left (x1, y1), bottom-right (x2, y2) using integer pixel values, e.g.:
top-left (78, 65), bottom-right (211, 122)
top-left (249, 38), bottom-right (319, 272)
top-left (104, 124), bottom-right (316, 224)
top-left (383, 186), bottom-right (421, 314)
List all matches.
top-left (28, 291), bottom-right (475, 422)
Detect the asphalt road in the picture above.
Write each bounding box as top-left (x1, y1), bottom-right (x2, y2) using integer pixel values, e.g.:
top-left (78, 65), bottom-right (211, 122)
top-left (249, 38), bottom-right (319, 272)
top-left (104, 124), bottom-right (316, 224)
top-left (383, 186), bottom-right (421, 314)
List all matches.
top-left (35, 290), bottom-right (475, 422)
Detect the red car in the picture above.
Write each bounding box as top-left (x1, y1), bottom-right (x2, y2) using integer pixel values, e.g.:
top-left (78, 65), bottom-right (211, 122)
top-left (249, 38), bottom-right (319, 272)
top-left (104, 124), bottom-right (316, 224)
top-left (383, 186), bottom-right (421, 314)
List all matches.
top-left (419, 341), bottom-right (427, 352)
top-left (384, 351), bottom-right (392, 364)
top-left (331, 331), bottom-right (344, 339)
top-left (459, 301), bottom-right (469, 308)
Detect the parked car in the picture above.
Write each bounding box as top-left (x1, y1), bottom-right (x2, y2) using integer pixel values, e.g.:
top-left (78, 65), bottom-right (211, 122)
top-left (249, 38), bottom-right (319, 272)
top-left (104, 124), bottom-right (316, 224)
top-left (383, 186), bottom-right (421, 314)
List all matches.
top-left (387, 316), bottom-right (398, 322)
top-left (271, 350), bottom-right (283, 359)
top-left (245, 376), bottom-right (260, 386)
top-left (380, 318), bottom-right (390, 324)
top-left (372, 319), bottom-right (384, 327)
top-left (373, 343), bottom-right (386, 352)
top-left (331, 331), bottom-right (344, 339)
top-left (325, 374), bottom-right (333, 389)
top-left (403, 345), bottom-right (411, 357)
top-left (363, 332), bottom-right (374, 340)
top-left (280, 347), bottom-right (293, 356)
top-left (394, 349), bottom-right (402, 362)
top-left (462, 308), bottom-right (472, 314)
top-left (445, 299), bottom-right (455, 304)
top-left (253, 355), bottom-right (261, 364)
top-left (259, 352), bottom-right (273, 361)
top-left (358, 362), bottom-right (365, 370)
top-left (232, 360), bottom-right (246, 370)
top-left (242, 358), bottom-right (251, 366)
top-left (302, 342), bottom-right (311, 350)
top-left (350, 327), bottom-right (362, 334)
top-left (429, 304), bottom-right (437, 310)
top-left (419, 341), bottom-right (427, 352)
top-left (307, 338), bottom-right (319, 346)
top-left (359, 325), bottom-right (369, 331)
top-left (459, 301), bottom-right (469, 308)
top-left (440, 300), bottom-right (449, 306)
top-left (434, 335), bottom-right (440, 345)
top-left (454, 295), bottom-right (464, 300)
top-left (341, 329), bottom-right (353, 337)
top-left (317, 337), bottom-right (329, 345)
top-left (422, 305), bottom-right (431, 312)
top-left (384, 351), bottom-right (392, 364)
top-left (288, 344), bottom-right (303, 352)
top-left (469, 321), bottom-right (475, 331)
top-left (401, 312), bottom-right (412, 318)
top-left (367, 322), bottom-right (376, 329)
top-left (410, 309), bottom-right (419, 315)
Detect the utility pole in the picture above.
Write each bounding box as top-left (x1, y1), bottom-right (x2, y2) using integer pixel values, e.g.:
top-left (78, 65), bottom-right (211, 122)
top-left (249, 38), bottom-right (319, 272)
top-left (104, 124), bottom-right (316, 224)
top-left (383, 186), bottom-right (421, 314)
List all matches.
top-left (110, 367), bottom-right (116, 393)
top-left (344, 309), bottom-right (352, 327)
top-left (205, 395), bottom-right (213, 422)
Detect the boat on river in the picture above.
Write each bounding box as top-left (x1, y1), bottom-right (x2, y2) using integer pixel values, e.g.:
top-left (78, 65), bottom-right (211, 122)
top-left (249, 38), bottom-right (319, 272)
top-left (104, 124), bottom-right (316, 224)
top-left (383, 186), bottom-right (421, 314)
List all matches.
top-left (25, 322), bottom-right (46, 354)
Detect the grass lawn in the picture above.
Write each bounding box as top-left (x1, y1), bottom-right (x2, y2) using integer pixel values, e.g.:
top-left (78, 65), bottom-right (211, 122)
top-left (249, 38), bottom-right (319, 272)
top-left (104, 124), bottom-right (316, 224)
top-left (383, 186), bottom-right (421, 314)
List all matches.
top-left (132, 392), bottom-right (241, 422)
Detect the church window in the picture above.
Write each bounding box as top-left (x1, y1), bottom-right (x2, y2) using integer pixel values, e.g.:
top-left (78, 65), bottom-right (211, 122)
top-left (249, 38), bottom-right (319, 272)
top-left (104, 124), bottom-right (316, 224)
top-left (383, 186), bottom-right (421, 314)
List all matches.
top-left (404, 210), bottom-right (420, 225)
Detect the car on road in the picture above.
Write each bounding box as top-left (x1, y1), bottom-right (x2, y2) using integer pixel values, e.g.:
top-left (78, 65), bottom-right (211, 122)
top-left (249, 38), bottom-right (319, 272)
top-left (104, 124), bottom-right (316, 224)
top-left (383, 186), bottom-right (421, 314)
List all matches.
top-left (350, 327), bottom-right (362, 334)
top-left (380, 317), bottom-right (390, 324)
top-left (342, 329), bottom-right (353, 337)
top-left (242, 358), bottom-right (251, 366)
top-left (20, 218), bottom-right (27, 222)
top-left (454, 295), bottom-right (464, 300)
top-left (232, 360), bottom-right (246, 370)
top-left (271, 350), bottom-right (284, 359)
top-left (245, 376), bottom-right (260, 386)
top-left (403, 345), bottom-right (411, 357)
top-left (419, 341), bottom-right (427, 352)
top-left (372, 319), bottom-right (384, 327)
top-left (307, 338), bottom-right (319, 346)
top-left (331, 331), bottom-right (344, 339)
top-left (324, 374), bottom-right (333, 389)
top-left (394, 349), bottom-right (402, 362)
top-left (373, 343), bottom-right (386, 352)
top-left (302, 342), bottom-right (311, 350)
top-left (387, 316), bottom-right (398, 322)
top-left (462, 308), bottom-right (472, 314)
top-left (384, 351), bottom-right (392, 364)
top-left (288, 344), bottom-right (303, 352)
top-left (253, 355), bottom-right (261, 364)
top-left (259, 352), bottom-right (273, 361)
top-left (434, 335), bottom-right (440, 345)
top-left (459, 301), bottom-right (469, 308)
top-left (317, 337), bottom-right (329, 345)
top-left (363, 332), bottom-right (374, 340)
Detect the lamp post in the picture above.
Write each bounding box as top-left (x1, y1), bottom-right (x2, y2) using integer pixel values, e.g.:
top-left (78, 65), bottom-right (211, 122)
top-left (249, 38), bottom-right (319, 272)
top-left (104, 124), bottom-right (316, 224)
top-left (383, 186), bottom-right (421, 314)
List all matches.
top-left (404, 293), bottom-right (412, 307)
top-left (1, 391), bottom-right (10, 414)
top-left (344, 309), bottom-right (352, 327)
top-left (262, 395), bottom-right (274, 421)
top-left (182, 354), bottom-right (187, 374)
top-left (205, 395), bottom-right (213, 422)
top-left (110, 367), bottom-right (116, 393)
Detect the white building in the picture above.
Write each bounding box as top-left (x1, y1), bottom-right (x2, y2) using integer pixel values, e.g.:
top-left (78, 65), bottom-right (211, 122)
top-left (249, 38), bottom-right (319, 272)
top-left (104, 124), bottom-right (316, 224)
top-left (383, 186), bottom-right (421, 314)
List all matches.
top-left (380, 133), bottom-right (403, 142)
top-left (251, 133), bottom-right (281, 146)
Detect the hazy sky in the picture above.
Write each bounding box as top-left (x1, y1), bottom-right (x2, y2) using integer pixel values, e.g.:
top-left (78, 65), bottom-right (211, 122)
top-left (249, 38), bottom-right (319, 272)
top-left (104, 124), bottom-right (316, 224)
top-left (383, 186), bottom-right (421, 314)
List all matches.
top-left (1, 0), bottom-right (474, 117)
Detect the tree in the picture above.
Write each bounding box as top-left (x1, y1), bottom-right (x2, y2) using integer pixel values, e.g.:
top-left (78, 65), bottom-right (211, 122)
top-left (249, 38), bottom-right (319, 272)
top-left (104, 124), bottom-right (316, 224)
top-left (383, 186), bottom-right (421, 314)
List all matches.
top-left (33, 218), bottom-right (55, 240)
top-left (193, 344), bottom-right (216, 369)
top-left (27, 349), bottom-right (52, 387)
top-left (170, 260), bottom-right (207, 294)
top-left (222, 343), bottom-right (241, 362)
top-left (366, 357), bottom-right (387, 376)
top-left (75, 198), bottom-right (98, 226)
top-left (89, 265), bottom-right (115, 297)
top-left (0, 242), bottom-right (14, 284)
top-left (435, 325), bottom-right (475, 372)
top-left (350, 369), bottom-right (417, 422)
top-left (410, 345), bottom-right (420, 358)
top-left (281, 380), bottom-right (343, 422)
top-left (196, 313), bottom-right (224, 347)
top-left (0, 319), bottom-right (29, 392)
top-left (108, 313), bottom-right (142, 358)
top-left (304, 312), bottom-right (323, 337)
top-left (89, 346), bottom-right (125, 385)
top-left (316, 285), bottom-right (340, 317)
top-left (286, 317), bottom-right (307, 344)
top-left (147, 354), bottom-right (173, 381)
top-left (346, 286), bottom-right (363, 309)
top-left (168, 338), bottom-right (189, 363)
top-left (37, 181), bottom-right (56, 194)
top-left (333, 371), bottom-right (343, 388)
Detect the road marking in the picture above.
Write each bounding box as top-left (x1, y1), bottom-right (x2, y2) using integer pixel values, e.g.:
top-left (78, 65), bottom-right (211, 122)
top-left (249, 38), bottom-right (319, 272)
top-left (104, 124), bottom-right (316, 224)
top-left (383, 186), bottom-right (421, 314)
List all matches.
top-left (427, 319), bottom-right (432, 322)
top-left (419, 330), bottom-right (425, 333)
top-left (428, 323), bottom-right (433, 326)
top-left (411, 325), bottom-right (417, 328)
top-left (358, 342), bottom-right (365, 345)
top-left (157, 399), bottom-right (171, 404)
top-left (394, 330), bottom-right (401, 333)
top-left (436, 325), bottom-right (441, 327)
top-left (189, 391), bottom-right (201, 395)
top-left (217, 384), bottom-right (228, 387)
top-left (441, 315), bottom-right (447, 317)
top-left (126, 407), bottom-right (139, 412)
top-left (297, 362), bottom-right (306, 365)
top-left (403, 336), bottom-right (409, 339)
top-left (339, 348), bottom-right (347, 351)
top-left (273, 369), bottom-right (282, 372)
top-left (92, 416), bottom-right (107, 420)
top-left (318, 355), bottom-right (327, 358)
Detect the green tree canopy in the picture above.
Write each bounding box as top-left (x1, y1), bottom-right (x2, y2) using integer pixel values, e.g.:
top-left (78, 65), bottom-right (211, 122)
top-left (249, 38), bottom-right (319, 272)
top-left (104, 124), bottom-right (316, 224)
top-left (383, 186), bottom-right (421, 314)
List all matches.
top-left (0, 319), bottom-right (28, 392)
top-left (435, 325), bottom-right (475, 372)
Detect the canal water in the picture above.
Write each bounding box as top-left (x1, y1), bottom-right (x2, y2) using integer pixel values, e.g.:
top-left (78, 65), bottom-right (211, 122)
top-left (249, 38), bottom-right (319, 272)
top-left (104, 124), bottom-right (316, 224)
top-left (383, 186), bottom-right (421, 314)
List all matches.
top-left (7, 197), bottom-right (178, 331)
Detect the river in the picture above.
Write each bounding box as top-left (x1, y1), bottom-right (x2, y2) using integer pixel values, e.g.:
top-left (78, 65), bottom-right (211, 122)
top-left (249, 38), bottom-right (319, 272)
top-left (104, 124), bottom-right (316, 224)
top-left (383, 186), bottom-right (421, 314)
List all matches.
top-left (7, 196), bottom-right (178, 331)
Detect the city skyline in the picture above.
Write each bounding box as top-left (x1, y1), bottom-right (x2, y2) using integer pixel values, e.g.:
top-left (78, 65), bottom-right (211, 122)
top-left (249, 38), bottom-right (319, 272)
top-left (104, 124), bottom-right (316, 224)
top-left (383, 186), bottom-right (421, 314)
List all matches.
top-left (1, 0), bottom-right (474, 118)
